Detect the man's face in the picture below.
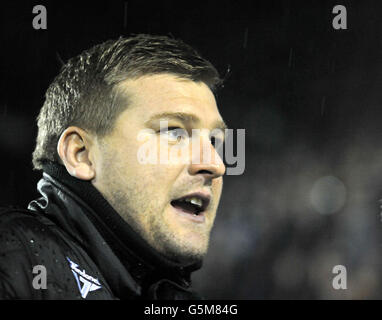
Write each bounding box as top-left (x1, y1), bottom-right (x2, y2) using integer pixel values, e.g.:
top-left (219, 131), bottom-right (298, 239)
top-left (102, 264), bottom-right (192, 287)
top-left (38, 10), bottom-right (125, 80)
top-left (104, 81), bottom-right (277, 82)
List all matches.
top-left (92, 73), bottom-right (226, 264)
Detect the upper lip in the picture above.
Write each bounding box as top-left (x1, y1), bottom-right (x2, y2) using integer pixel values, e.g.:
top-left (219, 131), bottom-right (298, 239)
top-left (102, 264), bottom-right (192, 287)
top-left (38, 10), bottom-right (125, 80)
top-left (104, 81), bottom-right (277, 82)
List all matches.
top-left (172, 191), bottom-right (211, 212)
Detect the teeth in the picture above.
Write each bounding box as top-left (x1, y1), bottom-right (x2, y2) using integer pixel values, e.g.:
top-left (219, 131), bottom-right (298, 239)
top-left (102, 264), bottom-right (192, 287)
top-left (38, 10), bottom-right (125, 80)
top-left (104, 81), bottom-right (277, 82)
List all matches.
top-left (185, 197), bottom-right (203, 208)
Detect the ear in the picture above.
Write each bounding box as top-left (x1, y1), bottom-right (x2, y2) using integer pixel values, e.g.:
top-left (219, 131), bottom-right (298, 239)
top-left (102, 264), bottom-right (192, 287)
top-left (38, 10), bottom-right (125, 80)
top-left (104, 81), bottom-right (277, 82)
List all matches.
top-left (57, 126), bottom-right (96, 180)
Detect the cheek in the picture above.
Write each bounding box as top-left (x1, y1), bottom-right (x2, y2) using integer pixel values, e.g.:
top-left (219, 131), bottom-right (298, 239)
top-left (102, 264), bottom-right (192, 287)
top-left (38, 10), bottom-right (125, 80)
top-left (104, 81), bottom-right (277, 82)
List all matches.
top-left (146, 164), bottom-right (184, 192)
top-left (211, 178), bottom-right (223, 208)
top-left (125, 152), bottom-right (185, 204)
top-left (213, 178), bottom-right (223, 197)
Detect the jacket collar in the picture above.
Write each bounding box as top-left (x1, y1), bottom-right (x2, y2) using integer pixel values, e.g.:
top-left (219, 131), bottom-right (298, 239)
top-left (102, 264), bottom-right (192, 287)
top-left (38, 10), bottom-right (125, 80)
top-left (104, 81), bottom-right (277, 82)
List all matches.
top-left (29, 161), bottom-right (202, 299)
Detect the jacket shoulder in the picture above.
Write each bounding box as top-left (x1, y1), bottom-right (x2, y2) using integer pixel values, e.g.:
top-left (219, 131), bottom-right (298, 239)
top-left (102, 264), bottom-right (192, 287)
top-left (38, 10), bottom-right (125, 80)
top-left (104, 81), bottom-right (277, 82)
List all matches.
top-left (0, 206), bottom-right (115, 300)
top-left (0, 206), bottom-right (79, 299)
top-left (0, 206), bottom-right (60, 254)
top-left (0, 205), bottom-right (55, 230)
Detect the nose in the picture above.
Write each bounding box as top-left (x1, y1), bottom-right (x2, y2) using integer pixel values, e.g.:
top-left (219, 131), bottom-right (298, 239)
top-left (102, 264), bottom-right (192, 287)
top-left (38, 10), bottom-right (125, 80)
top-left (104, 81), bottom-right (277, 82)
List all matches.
top-left (188, 135), bottom-right (226, 179)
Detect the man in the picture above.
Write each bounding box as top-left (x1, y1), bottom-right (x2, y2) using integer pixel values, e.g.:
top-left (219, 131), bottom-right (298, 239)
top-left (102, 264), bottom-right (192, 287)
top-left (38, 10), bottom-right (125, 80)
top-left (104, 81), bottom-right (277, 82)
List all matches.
top-left (0, 34), bottom-right (226, 299)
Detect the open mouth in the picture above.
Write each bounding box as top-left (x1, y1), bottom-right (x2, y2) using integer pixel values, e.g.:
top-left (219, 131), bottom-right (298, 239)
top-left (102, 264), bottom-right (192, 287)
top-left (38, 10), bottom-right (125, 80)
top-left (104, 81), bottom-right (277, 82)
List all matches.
top-left (170, 193), bottom-right (210, 219)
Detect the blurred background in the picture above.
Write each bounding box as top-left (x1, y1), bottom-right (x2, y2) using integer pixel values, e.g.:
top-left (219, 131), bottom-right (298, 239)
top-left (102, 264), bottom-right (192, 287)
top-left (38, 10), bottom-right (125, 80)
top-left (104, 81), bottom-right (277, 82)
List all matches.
top-left (1, 0), bottom-right (382, 299)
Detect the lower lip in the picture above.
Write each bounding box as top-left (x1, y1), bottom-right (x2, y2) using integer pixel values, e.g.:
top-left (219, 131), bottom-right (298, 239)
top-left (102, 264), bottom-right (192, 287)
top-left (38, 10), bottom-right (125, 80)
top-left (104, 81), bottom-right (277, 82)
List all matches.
top-left (171, 205), bottom-right (206, 223)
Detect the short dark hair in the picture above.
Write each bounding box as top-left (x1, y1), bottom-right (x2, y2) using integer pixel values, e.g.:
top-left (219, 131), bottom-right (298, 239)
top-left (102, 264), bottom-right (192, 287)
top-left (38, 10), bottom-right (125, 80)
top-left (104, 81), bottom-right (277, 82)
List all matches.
top-left (32, 34), bottom-right (222, 170)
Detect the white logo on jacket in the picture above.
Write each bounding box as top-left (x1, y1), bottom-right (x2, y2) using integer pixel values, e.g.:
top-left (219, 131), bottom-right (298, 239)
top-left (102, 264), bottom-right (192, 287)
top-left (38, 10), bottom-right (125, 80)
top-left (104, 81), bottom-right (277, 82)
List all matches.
top-left (66, 257), bottom-right (102, 298)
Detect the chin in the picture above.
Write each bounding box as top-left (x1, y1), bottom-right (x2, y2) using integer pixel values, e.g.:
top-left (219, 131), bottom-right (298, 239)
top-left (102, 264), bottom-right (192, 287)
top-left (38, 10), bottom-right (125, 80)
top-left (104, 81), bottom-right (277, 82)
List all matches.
top-left (166, 250), bottom-right (205, 265)
top-left (161, 240), bottom-right (208, 265)
top-left (149, 221), bottom-right (210, 264)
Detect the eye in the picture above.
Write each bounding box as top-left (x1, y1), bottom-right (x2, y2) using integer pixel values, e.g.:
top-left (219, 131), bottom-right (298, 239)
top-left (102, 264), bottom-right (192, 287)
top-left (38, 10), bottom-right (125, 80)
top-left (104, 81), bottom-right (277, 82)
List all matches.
top-left (160, 127), bottom-right (188, 143)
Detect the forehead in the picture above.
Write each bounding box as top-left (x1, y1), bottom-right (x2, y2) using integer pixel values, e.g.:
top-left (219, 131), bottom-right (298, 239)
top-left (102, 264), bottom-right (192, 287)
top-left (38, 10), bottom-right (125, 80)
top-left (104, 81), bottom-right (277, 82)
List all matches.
top-left (116, 73), bottom-right (222, 124)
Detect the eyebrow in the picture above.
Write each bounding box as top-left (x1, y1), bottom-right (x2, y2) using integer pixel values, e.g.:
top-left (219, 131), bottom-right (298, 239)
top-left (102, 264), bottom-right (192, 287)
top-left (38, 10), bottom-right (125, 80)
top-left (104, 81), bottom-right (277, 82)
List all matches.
top-left (144, 111), bottom-right (228, 131)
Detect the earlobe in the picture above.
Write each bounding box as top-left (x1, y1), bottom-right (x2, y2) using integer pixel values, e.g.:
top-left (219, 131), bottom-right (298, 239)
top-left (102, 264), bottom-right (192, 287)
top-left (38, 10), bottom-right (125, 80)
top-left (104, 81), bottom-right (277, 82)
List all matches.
top-left (69, 162), bottom-right (95, 180)
top-left (57, 127), bottom-right (96, 181)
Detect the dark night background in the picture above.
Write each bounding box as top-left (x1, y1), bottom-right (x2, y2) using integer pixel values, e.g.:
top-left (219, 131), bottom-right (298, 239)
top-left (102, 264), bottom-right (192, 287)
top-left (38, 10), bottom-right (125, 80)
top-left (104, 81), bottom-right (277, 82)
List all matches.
top-left (1, 0), bottom-right (382, 299)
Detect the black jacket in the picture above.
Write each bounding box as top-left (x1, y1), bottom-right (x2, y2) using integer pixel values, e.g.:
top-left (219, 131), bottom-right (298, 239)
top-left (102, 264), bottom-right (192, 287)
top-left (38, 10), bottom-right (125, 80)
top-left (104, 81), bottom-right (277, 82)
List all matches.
top-left (0, 161), bottom-right (202, 300)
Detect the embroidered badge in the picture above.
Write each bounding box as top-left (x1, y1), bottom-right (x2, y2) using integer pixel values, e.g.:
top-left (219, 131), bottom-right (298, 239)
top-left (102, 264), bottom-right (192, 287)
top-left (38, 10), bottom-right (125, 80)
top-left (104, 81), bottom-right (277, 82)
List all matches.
top-left (66, 257), bottom-right (102, 298)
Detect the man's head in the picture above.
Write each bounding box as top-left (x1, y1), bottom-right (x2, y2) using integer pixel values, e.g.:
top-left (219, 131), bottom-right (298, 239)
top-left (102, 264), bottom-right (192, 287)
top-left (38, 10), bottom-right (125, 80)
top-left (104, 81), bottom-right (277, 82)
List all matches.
top-left (33, 34), bottom-right (226, 264)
